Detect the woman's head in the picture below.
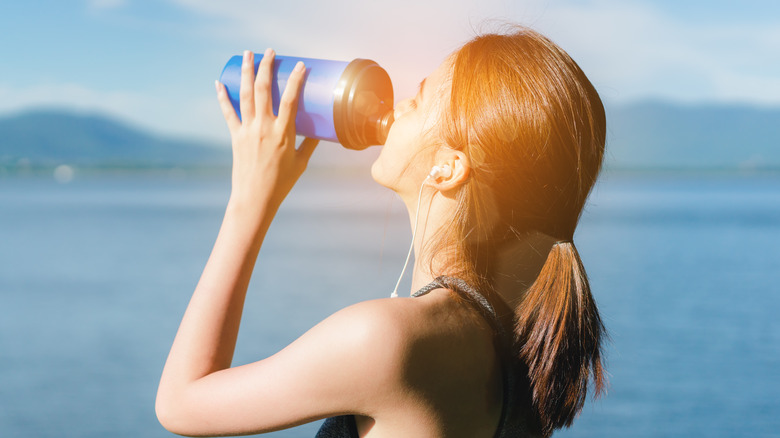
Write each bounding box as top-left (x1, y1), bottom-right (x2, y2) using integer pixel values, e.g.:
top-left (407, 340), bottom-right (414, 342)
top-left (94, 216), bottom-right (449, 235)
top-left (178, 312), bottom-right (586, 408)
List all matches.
top-left (374, 26), bottom-right (606, 264)
top-left (436, 27), bottom-right (606, 267)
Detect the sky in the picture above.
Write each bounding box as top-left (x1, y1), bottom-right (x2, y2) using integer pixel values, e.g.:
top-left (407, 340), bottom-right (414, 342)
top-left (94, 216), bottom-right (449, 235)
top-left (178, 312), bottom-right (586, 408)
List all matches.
top-left (0, 0), bottom-right (778, 143)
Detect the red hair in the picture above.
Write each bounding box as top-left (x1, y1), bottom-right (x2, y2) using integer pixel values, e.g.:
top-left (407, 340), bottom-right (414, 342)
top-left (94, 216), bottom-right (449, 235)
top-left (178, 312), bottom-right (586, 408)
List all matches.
top-left (428, 27), bottom-right (607, 435)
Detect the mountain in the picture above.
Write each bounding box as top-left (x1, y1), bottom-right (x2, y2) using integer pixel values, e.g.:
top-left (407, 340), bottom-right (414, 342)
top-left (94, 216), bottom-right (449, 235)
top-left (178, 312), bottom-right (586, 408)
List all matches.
top-left (1, 103), bottom-right (779, 171)
top-left (0, 109), bottom-right (231, 168)
top-left (606, 101), bottom-right (780, 170)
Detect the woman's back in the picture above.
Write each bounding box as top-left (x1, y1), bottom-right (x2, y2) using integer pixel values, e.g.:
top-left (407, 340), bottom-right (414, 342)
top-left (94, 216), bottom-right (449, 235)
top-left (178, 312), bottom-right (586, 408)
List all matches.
top-left (319, 281), bottom-right (541, 437)
top-left (362, 287), bottom-right (502, 437)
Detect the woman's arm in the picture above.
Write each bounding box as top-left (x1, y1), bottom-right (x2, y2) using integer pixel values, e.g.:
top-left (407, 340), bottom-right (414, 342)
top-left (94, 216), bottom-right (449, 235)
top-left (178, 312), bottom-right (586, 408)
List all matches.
top-left (157, 47), bottom-right (314, 384)
top-left (155, 49), bottom-right (354, 434)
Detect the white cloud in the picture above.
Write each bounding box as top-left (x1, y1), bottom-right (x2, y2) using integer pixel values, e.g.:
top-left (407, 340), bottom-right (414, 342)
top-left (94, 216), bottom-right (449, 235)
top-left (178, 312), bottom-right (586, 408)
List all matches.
top-left (534, 1), bottom-right (780, 104)
top-left (170, 0), bottom-right (780, 105)
top-left (167, 0), bottom-right (557, 99)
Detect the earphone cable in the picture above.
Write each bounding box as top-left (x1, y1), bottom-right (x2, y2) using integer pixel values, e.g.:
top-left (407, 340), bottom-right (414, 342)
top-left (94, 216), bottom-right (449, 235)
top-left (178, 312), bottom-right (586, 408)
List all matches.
top-left (390, 176), bottom-right (429, 298)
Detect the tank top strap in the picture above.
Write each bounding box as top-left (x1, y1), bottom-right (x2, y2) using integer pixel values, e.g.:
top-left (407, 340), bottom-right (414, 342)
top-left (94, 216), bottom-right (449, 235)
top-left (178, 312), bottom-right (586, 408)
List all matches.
top-left (411, 279), bottom-right (444, 298)
top-left (412, 276), bottom-right (512, 350)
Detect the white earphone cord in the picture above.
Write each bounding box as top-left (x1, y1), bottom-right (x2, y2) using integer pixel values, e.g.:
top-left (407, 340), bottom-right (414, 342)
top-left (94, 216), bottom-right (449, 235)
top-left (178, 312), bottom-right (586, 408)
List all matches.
top-left (390, 177), bottom-right (429, 298)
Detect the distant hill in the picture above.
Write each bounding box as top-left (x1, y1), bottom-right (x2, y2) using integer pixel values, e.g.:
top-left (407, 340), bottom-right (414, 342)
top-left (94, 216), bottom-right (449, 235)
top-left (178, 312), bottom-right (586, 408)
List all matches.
top-left (0, 109), bottom-right (230, 169)
top-left (606, 101), bottom-right (780, 170)
top-left (1, 103), bottom-right (779, 171)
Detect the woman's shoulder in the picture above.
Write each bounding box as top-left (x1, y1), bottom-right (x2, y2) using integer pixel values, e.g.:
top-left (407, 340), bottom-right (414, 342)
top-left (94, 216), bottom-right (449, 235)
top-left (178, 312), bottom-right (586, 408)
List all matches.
top-left (328, 288), bottom-right (477, 343)
top-left (281, 294), bottom-right (446, 411)
top-left (311, 289), bottom-right (475, 369)
top-left (325, 288), bottom-right (497, 381)
top-left (320, 293), bottom-right (439, 352)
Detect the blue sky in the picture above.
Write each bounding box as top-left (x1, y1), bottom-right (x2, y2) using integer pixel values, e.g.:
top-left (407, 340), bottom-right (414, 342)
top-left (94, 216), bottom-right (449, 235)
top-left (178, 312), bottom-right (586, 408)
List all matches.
top-left (1, 0), bottom-right (778, 142)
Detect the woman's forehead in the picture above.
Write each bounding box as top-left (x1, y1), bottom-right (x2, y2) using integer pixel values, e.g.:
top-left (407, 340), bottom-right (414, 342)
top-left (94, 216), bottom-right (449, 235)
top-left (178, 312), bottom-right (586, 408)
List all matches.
top-left (420, 57), bottom-right (453, 102)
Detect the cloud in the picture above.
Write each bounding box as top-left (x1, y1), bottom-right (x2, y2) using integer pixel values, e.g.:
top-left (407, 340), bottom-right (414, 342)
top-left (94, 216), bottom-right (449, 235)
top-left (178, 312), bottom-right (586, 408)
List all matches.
top-left (536, 1), bottom-right (780, 104)
top-left (166, 0), bottom-right (557, 99)
top-left (169, 0), bottom-right (780, 105)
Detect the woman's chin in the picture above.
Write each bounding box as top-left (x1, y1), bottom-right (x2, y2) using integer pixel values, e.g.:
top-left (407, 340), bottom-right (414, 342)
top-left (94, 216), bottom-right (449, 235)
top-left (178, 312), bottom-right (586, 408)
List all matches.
top-left (370, 157), bottom-right (405, 193)
top-left (370, 160), bottom-right (387, 188)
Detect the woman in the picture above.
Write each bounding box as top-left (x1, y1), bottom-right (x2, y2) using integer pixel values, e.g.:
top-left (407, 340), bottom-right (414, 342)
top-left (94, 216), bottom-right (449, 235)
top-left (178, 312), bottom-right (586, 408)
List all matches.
top-left (156, 26), bottom-right (606, 437)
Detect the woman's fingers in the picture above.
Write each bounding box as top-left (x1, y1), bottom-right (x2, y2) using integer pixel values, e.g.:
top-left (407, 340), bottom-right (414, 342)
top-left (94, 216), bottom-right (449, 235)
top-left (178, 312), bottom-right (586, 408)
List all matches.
top-left (234, 48), bottom-right (303, 134)
top-left (232, 48), bottom-right (307, 151)
top-left (239, 50), bottom-right (256, 121)
top-left (215, 80), bottom-right (240, 132)
top-left (255, 48), bottom-right (275, 118)
top-left (276, 61), bottom-right (306, 131)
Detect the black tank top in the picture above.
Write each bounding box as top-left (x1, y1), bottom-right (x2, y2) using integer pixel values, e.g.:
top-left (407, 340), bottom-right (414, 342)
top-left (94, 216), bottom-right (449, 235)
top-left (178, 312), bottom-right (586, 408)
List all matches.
top-left (315, 276), bottom-right (539, 438)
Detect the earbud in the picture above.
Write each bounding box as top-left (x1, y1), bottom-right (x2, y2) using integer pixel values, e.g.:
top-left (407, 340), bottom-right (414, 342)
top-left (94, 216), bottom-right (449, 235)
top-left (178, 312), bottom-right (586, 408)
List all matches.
top-left (428, 164), bottom-right (452, 180)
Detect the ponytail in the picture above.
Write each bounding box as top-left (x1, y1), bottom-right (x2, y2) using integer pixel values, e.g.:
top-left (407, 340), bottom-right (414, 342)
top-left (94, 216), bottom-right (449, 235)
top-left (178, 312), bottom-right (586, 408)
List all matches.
top-left (514, 241), bottom-right (606, 436)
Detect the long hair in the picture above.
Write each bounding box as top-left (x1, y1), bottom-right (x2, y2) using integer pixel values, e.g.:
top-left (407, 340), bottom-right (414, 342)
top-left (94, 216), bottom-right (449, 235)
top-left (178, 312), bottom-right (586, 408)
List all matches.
top-left (426, 27), bottom-right (607, 435)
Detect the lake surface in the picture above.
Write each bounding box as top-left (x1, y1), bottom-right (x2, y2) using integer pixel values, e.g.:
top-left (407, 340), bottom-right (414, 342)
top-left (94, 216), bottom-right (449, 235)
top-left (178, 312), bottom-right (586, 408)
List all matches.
top-left (1, 170), bottom-right (778, 437)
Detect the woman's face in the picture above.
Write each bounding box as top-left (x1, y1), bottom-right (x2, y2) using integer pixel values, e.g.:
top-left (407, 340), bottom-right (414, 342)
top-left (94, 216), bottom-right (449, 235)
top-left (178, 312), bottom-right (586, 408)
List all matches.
top-left (371, 58), bottom-right (452, 197)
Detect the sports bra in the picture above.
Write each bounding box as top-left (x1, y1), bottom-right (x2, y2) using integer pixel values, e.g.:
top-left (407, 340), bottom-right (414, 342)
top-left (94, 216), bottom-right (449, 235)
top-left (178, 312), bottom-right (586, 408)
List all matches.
top-left (315, 276), bottom-right (539, 438)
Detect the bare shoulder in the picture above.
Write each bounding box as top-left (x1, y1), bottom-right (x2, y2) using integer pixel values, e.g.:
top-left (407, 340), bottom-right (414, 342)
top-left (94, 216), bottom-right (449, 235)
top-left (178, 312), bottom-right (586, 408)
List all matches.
top-left (324, 288), bottom-right (479, 349)
top-left (333, 288), bottom-right (498, 385)
top-left (274, 294), bottom-right (442, 384)
top-left (304, 289), bottom-right (483, 384)
top-left (314, 294), bottom-right (436, 363)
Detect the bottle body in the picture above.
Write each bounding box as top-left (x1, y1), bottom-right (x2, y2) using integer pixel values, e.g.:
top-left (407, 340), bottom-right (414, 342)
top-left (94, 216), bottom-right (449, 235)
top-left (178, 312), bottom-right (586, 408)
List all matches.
top-left (219, 54), bottom-right (394, 150)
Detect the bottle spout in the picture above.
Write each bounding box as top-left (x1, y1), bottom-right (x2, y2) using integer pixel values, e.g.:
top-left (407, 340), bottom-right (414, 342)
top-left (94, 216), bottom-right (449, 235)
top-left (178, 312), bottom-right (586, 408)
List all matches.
top-left (374, 109), bottom-right (394, 145)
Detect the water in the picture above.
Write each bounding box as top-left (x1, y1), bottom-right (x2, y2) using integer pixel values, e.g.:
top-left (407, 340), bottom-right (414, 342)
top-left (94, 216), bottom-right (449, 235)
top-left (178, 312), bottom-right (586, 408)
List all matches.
top-left (1, 170), bottom-right (778, 437)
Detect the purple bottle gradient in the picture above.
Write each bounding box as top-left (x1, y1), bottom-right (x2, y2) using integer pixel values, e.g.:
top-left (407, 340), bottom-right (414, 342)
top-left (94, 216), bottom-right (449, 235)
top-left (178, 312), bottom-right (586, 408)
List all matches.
top-left (219, 54), bottom-right (394, 150)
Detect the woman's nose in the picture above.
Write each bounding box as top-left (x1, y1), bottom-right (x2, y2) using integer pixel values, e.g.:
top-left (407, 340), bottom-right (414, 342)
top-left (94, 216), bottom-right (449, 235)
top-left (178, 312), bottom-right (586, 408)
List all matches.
top-left (393, 98), bottom-right (414, 120)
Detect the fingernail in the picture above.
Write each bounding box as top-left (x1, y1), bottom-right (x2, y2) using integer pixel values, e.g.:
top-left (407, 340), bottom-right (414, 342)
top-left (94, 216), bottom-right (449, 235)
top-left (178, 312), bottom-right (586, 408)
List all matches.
top-left (214, 80), bottom-right (221, 94)
top-left (243, 50), bottom-right (251, 63)
top-left (265, 48), bottom-right (273, 58)
top-left (294, 61), bottom-right (305, 73)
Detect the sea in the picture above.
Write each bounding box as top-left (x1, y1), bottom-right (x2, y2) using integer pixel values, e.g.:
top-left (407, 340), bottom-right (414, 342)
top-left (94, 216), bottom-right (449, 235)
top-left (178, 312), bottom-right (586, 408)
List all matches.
top-left (1, 168), bottom-right (778, 438)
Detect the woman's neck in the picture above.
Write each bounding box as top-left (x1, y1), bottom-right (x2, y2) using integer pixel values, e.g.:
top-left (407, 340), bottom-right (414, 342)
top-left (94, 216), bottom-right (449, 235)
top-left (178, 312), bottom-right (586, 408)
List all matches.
top-left (402, 185), bottom-right (452, 295)
top-left (399, 182), bottom-right (556, 300)
top-left (490, 231), bottom-right (558, 308)
top-left (402, 189), bottom-right (557, 303)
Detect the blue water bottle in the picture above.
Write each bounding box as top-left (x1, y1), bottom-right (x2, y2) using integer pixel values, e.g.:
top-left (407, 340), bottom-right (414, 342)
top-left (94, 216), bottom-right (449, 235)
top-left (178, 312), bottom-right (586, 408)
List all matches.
top-left (219, 54), bottom-right (394, 150)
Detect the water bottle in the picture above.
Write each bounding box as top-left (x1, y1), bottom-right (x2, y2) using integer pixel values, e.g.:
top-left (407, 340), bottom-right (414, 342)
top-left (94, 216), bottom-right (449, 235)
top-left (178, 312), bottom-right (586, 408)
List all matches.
top-left (219, 54), bottom-right (394, 150)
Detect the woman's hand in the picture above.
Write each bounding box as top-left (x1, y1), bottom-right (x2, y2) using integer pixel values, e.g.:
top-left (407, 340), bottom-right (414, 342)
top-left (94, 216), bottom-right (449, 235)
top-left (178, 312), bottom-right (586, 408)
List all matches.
top-left (216, 49), bottom-right (319, 213)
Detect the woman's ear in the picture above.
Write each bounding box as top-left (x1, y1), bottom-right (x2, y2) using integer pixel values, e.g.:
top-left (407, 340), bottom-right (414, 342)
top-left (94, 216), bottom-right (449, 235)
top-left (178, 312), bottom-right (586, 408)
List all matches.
top-left (427, 150), bottom-right (470, 191)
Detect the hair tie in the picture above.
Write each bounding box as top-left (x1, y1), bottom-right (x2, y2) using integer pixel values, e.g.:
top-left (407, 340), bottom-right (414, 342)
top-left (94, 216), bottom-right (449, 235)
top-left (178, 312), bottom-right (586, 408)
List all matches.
top-left (554, 240), bottom-right (573, 246)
